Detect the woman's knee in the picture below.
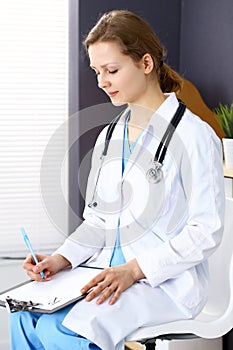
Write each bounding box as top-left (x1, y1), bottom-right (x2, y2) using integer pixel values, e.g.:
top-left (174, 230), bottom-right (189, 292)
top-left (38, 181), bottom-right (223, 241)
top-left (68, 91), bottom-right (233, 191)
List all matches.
top-left (35, 312), bottom-right (73, 344)
top-left (9, 311), bottom-right (40, 330)
top-left (36, 313), bottom-right (102, 350)
top-left (9, 311), bottom-right (43, 350)
top-left (36, 314), bottom-right (53, 341)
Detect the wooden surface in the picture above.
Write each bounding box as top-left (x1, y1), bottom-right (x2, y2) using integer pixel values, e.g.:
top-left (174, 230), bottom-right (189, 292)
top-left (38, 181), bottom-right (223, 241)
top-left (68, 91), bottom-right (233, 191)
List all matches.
top-left (177, 78), bottom-right (225, 139)
top-left (125, 342), bottom-right (144, 350)
top-left (224, 163), bottom-right (233, 178)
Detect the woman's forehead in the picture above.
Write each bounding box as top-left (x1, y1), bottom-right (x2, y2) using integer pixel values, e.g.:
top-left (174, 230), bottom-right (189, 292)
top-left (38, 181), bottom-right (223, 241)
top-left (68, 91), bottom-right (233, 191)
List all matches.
top-left (88, 41), bottom-right (131, 68)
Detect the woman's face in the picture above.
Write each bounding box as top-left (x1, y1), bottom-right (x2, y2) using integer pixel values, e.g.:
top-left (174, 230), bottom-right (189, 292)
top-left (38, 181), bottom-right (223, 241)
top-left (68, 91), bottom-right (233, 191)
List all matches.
top-left (88, 41), bottom-right (151, 106)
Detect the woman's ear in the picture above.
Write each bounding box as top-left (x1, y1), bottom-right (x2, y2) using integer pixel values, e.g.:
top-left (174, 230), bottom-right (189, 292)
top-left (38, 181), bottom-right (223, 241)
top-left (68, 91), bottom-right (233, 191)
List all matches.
top-left (142, 53), bottom-right (154, 74)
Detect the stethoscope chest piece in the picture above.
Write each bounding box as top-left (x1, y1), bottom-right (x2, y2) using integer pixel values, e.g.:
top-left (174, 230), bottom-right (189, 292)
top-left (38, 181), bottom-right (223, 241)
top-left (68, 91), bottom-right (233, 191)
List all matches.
top-left (146, 161), bottom-right (163, 184)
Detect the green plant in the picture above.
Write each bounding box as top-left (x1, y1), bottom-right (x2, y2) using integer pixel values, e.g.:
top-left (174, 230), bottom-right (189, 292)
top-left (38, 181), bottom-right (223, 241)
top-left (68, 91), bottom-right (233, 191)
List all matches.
top-left (214, 102), bottom-right (233, 138)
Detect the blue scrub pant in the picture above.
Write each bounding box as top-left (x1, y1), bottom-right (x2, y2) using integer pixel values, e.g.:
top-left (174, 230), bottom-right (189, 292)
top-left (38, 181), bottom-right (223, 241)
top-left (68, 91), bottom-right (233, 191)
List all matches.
top-left (9, 303), bottom-right (101, 350)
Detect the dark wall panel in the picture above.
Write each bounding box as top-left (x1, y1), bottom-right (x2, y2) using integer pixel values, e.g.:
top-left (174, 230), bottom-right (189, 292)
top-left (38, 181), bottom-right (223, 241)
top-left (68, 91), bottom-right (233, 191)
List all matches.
top-left (180, 0), bottom-right (233, 108)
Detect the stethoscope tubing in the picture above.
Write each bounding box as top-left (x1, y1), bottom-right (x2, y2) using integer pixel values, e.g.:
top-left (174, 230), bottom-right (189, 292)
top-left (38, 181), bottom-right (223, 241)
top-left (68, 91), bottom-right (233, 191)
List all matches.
top-left (102, 110), bottom-right (125, 156)
top-left (88, 101), bottom-right (186, 207)
top-left (154, 100), bottom-right (186, 165)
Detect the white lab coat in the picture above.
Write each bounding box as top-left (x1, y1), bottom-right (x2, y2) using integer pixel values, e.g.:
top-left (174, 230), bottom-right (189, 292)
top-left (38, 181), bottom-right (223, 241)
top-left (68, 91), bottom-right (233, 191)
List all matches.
top-left (55, 93), bottom-right (225, 350)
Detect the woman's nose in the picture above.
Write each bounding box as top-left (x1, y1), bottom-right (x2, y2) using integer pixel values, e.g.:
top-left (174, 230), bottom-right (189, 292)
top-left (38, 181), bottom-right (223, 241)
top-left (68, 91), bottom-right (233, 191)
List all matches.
top-left (97, 74), bottom-right (110, 89)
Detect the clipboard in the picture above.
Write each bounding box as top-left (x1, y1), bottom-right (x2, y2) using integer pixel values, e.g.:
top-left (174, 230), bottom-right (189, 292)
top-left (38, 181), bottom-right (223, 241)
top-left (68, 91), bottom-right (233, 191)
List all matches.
top-left (0, 266), bottom-right (102, 314)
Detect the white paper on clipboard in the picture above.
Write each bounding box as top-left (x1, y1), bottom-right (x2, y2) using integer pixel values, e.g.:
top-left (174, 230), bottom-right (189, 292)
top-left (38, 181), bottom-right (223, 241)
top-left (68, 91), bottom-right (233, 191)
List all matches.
top-left (0, 266), bottom-right (102, 313)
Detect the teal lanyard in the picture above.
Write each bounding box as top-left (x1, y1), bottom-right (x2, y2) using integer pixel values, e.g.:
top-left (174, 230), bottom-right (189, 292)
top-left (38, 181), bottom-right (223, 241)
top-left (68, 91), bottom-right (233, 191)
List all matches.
top-left (122, 113), bottom-right (141, 174)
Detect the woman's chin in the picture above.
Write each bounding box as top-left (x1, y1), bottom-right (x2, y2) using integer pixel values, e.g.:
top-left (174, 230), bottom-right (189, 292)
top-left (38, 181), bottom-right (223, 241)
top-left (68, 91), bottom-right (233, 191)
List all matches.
top-left (110, 98), bottom-right (127, 107)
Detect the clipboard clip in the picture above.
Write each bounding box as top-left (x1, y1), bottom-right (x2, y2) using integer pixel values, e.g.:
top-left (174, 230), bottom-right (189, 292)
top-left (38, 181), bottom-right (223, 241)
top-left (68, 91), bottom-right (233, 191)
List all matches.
top-left (5, 296), bottom-right (41, 313)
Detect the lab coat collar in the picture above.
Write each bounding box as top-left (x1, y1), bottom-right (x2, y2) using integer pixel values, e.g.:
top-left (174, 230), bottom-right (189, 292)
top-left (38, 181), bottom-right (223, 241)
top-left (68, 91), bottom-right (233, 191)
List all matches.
top-left (149, 92), bottom-right (180, 125)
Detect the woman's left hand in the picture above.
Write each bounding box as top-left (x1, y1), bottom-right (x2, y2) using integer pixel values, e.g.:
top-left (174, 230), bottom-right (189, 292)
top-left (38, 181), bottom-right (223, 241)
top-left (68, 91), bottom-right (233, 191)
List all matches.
top-left (80, 259), bottom-right (145, 305)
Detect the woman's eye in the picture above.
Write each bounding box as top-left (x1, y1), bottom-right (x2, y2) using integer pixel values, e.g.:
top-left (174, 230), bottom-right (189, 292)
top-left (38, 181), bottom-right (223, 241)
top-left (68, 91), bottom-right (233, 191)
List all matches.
top-left (109, 69), bottom-right (118, 74)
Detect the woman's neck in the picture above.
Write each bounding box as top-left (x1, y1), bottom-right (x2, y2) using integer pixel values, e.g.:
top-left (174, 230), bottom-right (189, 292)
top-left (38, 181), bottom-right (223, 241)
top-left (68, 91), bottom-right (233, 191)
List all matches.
top-left (127, 88), bottom-right (166, 138)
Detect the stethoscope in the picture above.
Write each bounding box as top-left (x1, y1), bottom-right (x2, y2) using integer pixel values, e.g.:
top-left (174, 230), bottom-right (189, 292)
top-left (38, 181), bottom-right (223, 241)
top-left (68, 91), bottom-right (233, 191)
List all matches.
top-left (88, 100), bottom-right (186, 208)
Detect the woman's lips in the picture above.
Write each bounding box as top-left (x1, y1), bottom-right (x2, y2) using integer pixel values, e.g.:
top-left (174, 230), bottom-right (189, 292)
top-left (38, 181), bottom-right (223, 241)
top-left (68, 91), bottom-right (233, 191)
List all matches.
top-left (108, 91), bottom-right (118, 98)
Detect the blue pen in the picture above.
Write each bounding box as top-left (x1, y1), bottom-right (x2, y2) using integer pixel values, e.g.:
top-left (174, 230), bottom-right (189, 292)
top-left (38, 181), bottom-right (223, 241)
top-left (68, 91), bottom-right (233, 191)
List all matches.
top-left (20, 227), bottom-right (46, 280)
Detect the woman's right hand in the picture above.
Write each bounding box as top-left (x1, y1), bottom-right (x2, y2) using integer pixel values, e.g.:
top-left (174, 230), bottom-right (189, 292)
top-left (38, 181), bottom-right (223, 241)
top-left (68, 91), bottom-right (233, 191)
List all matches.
top-left (22, 253), bottom-right (71, 282)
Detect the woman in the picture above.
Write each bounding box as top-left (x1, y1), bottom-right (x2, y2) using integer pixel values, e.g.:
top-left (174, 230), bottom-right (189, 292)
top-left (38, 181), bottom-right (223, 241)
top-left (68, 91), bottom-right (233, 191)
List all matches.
top-left (9, 10), bottom-right (225, 350)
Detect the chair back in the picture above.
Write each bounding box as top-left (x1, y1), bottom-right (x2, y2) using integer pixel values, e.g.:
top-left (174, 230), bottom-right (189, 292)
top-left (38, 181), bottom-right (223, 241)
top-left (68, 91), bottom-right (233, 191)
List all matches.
top-left (202, 197), bottom-right (233, 316)
top-left (177, 78), bottom-right (225, 139)
top-left (125, 197), bottom-right (233, 344)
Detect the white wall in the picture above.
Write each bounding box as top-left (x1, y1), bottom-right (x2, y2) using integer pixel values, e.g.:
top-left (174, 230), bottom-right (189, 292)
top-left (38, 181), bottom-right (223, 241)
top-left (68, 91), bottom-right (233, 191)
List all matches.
top-left (0, 260), bottom-right (27, 350)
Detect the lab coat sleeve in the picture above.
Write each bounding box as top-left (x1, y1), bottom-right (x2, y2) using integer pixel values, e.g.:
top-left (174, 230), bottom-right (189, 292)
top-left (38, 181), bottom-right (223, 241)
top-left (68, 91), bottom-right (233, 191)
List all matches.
top-left (54, 128), bottom-right (109, 268)
top-left (136, 117), bottom-right (225, 288)
top-left (54, 219), bottom-right (106, 268)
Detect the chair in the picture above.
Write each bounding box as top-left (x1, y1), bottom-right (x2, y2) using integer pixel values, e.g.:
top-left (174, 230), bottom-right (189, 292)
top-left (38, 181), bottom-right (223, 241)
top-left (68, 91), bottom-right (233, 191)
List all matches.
top-left (177, 78), bottom-right (225, 139)
top-left (125, 197), bottom-right (233, 349)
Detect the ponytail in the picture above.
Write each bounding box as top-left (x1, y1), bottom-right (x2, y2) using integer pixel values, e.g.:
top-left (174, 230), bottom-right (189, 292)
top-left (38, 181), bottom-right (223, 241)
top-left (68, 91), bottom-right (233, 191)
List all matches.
top-left (159, 63), bottom-right (183, 93)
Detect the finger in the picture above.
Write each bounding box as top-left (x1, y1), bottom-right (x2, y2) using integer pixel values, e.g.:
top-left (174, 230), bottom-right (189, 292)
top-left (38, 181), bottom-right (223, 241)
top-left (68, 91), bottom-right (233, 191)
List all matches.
top-left (109, 287), bottom-right (122, 305)
top-left (96, 284), bottom-right (118, 305)
top-left (31, 266), bottom-right (52, 283)
top-left (26, 269), bottom-right (49, 282)
top-left (23, 254), bottom-right (47, 273)
top-left (32, 264), bottom-right (44, 274)
top-left (85, 280), bottom-right (109, 301)
top-left (81, 271), bottom-right (106, 294)
top-left (32, 258), bottom-right (51, 274)
top-left (22, 254), bottom-right (35, 270)
top-left (81, 279), bottom-right (98, 295)
top-left (24, 254), bottom-right (34, 264)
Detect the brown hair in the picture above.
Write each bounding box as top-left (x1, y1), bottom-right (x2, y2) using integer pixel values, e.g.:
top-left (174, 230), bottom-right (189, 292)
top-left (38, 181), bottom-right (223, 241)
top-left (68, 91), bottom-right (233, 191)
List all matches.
top-left (83, 10), bottom-right (182, 93)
